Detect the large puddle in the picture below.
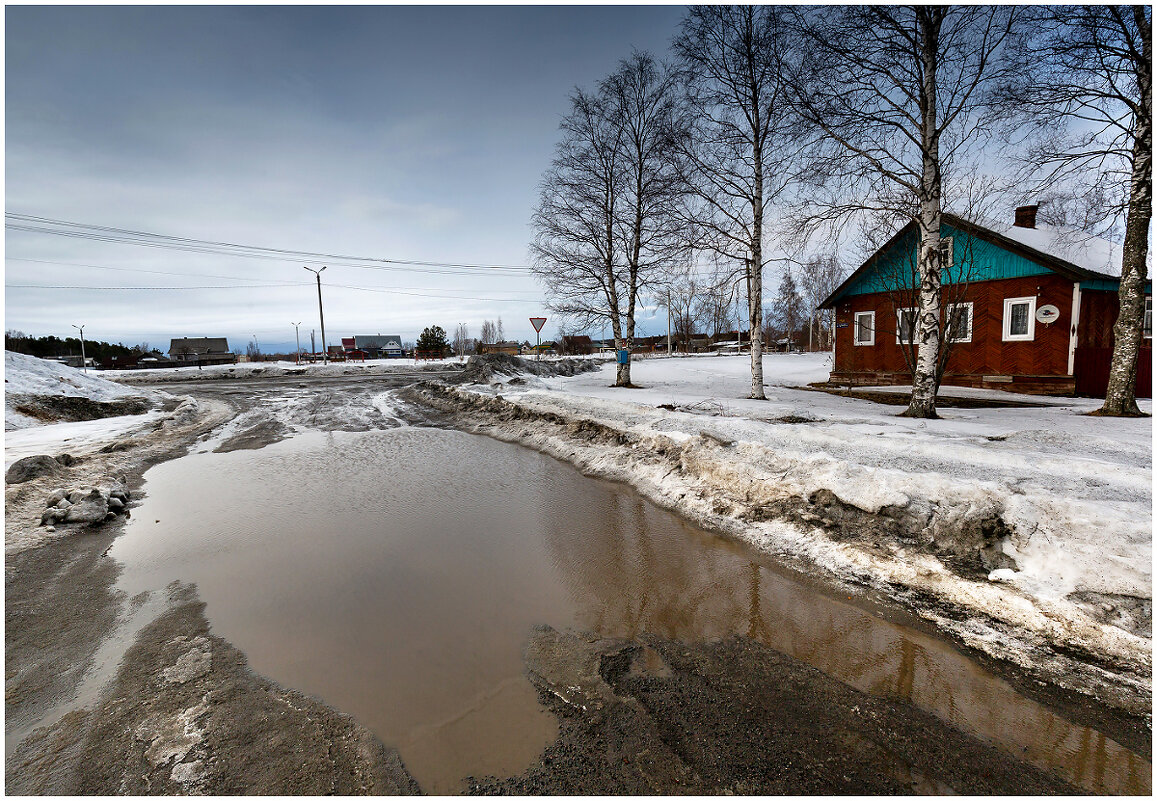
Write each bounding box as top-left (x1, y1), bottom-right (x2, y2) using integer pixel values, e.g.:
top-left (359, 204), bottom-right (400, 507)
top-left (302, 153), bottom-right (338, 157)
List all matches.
top-left (108, 426), bottom-right (1148, 794)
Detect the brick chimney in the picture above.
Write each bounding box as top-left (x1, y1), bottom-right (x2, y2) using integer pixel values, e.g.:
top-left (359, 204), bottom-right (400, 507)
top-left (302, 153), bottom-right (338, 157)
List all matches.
top-left (1014, 204), bottom-right (1038, 229)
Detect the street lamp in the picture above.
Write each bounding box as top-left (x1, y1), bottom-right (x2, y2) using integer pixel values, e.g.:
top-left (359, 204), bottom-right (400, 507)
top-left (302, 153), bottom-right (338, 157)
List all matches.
top-left (292, 322), bottom-right (302, 364)
top-left (303, 266), bottom-right (328, 365)
top-left (733, 275), bottom-right (748, 354)
top-left (71, 324), bottom-right (87, 373)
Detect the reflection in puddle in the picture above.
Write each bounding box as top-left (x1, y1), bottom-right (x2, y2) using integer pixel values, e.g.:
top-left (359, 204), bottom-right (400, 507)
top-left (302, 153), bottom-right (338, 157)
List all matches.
top-left (110, 427), bottom-right (1148, 794)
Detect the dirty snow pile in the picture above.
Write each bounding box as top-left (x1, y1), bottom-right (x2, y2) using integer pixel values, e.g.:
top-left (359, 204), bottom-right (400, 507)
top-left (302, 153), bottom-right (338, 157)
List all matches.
top-left (107, 357), bottom-right (464, 385)
top-left (4, 351), bottom-right (175, 469)
top-left (470, 353), bottom-right (1152, 648)
top-left (4, 351), bottom-right (167, 430)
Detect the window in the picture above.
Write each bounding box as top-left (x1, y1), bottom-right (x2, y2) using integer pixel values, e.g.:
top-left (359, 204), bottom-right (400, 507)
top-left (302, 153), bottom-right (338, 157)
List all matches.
top-left (1145, 297), bottom-right (1152, 339)
top-left (854, 311), bottom-right (875, 346)
top-left (947, 302), bottom-right (973, 343)
top-left (896, 308), bottom-right (917, 345)
top-left (1002, 296), bottom-right (1036, 341)
top-left (940, 236), bottom-right (954, 268)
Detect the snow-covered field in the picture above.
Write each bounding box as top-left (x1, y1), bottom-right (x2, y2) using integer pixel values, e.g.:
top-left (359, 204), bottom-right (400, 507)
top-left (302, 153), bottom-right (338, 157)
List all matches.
top-left (472, 353), bottom-right (1152, 648)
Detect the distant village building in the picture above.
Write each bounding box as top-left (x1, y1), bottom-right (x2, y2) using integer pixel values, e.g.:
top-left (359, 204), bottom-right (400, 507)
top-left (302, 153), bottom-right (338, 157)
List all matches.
top-left (559, 335), bottom-right (593, 355)
top-left (343, 334), bottom-right (405, 358)
top-left (479, 341), bottom-right (520, 356)
top-left (168, 337), bottom-right (236, 366)
top-left (819, 206), bottom-right (1152, 398)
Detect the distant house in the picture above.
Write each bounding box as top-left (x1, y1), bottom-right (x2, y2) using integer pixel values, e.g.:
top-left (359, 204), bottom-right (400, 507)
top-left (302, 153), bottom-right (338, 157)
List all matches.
top-left (560, 335), bottom-right (594, 355)
top-left (709, 331), bottom-right (750, 354)
top-left (819, 206), bottom-right (1152, 397)
top-left (348, 334), bottom-right (405, 358)
top-left (168, 337), bottom-right (236, 366)
top-left (479, 341), bottom-right (520, 356)
top-left (521, 340), bottom-right (556, 356)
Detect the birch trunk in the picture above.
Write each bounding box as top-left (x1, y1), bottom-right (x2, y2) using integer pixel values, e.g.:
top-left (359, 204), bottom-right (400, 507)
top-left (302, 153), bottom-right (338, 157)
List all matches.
top-left (748, 264), bottom-right (765, 398)
top-left (1099, 11), bottom-right (1152, 417)
top-left (904, 10), bottom-right (944, 419)
top-left (749, 99), bottom-right (767, 400)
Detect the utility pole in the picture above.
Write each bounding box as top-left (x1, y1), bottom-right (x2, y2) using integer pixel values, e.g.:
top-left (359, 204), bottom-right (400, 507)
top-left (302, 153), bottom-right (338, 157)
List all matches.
top-left (304, 266), bottom-right (328, 364)
top-left (71, 324), bottom-right (87, 373)
top-left (292, 322), bottom-right (302, 364)
top-left (311, 330), bottom-right (316, 359)
top-left (667, 288), bottom-right (673, 356)
top-left (735, 274), bottom-right (746, 354)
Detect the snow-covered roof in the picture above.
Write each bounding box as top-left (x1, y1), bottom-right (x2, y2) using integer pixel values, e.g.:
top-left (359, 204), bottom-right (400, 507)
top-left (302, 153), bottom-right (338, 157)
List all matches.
top-left (978, 220), bottom-right (1126, 279)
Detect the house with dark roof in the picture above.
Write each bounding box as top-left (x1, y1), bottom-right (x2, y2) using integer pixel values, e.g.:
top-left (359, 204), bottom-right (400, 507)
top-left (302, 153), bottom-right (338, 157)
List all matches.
top-left (168, 337), bottom-right (236, 366)
top-left (819, 206), bottom-right (1152, 398)
top-left (560, 335), bottom-right (594, 355)
top-left (349, 334), bottom-right (404, 358)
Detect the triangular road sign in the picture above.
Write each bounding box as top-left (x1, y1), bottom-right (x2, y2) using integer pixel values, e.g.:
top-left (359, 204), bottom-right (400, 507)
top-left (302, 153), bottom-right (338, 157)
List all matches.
top-left (529, 317), bottom-right (547, 333)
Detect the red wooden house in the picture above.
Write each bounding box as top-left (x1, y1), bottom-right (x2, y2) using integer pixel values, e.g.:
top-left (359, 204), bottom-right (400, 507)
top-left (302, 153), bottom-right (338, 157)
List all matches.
top-left (819, 206), bottom-right (1152, 397)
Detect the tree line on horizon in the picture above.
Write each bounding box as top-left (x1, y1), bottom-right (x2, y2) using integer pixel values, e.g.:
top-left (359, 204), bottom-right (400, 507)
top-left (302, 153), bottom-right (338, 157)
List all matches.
top-left (529, 5), bottom-right (1150, 418)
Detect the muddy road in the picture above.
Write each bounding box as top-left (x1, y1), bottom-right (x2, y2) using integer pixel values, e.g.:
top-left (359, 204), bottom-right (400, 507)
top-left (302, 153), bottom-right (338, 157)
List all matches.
top-left (5, 367), bottom-right (1151, 794)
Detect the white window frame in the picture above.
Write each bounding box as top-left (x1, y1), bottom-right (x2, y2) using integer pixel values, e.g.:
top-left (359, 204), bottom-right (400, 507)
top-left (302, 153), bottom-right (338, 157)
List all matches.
top-left (1144, 296), bottom-right (1152, 339)
top-left (895, 307), bottom-right (917, 345)
top-left (940, 236), bottom-right (954, 268)
top-left (1002, 296), bottom-right (1036, 342)
top-left (947, 302), bottom-right (974, 343)
top-left (853, 311), bottom-right (875, 346)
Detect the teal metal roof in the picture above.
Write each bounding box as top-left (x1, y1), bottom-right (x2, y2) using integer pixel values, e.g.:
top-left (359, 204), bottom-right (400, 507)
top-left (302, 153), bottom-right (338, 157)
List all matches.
top-left (840, 222), bottom-right (1053, 299)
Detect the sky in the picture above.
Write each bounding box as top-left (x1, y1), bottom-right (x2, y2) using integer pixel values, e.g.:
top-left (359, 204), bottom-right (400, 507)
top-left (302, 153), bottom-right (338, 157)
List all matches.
top-left (5, 4), bottom-right (690, 354)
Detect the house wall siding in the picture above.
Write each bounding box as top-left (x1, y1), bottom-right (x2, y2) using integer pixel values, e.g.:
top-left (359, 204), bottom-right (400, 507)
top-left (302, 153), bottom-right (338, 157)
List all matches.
top-left (832, 274), bottom-right (1076, 389)
top-left (842, 224), bottom-right (1056, 298)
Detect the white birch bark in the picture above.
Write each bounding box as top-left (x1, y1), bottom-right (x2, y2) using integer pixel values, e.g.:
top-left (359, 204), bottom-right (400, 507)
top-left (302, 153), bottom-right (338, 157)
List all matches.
top-left (1100, 8), bottom-right (1152, 416)
top-left (906, 10), bottom-right (945, 419)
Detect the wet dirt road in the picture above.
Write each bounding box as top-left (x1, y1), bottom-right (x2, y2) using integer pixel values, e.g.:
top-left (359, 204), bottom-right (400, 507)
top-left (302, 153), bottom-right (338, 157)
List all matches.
top-left (5, 370), bottom-right (1151, 794)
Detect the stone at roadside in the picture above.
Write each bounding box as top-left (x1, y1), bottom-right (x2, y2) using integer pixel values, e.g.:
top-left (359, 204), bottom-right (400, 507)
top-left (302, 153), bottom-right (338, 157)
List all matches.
top-left (46, 489), bottom-right (68, 507)
top-left (6, 455), bottom-right (67, 485)
top-left (62, 489), bottom-right (110, 525)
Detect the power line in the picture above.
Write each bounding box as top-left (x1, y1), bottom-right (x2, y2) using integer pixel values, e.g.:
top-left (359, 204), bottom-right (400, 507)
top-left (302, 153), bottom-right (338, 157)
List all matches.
top-left (7, 280), bottom-right (544, 304)
top-left (6, 256), bottom-right (547, 293)
top-left (7, 284), bottom-right (304, 290)
top-left (5, 212), bottom-right (535, 273)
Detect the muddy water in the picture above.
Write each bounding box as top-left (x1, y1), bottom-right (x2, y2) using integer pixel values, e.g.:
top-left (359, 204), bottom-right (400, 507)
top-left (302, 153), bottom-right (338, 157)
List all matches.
top-left (109, 427), bottom-right (1148, 794)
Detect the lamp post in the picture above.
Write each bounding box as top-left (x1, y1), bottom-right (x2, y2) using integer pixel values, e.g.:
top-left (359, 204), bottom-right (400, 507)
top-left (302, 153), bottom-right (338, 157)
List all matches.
top-left (71, 324), bottom-right (87, 373)
top-left (303, 266), bottom-right (328, 365)
top-left (733, 276), bottom-right (747, 354)
top-left (292, 322), bottom-right (302, 364)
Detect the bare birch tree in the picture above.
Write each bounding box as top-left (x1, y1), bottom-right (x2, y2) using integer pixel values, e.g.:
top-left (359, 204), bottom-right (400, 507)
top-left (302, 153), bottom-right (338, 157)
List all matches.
top-left (674, 5), bottom-right (799, 400)
top-left (797, 255), bottom-right (847, 351)
top-left (479, 320), bottom-right (497, 345)
top-left (531, 51), bottom-right (686, 387)
top-left (790, 6), bottom-right (1020, 418)
top-left (998, 5), bottom-right (1151, 416)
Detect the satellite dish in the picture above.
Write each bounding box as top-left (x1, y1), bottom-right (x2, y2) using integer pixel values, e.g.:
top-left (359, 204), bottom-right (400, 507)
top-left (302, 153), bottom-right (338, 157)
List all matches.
top-left (1035, 304), bottom-right (1060, 324)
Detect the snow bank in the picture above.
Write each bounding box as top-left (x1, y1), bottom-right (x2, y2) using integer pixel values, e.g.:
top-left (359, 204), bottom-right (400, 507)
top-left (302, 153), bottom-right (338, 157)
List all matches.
top-left (532, 355), bottom-right (1151, 608)
top-left (105, 357), bottom-right (467, 385)
top-left (5, 351), bottom-right (164, 430)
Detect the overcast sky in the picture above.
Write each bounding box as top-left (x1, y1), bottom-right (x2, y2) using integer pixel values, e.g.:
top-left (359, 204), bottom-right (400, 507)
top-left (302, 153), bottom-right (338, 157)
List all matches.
top-left (5, 4), bottom-right (689, 353)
